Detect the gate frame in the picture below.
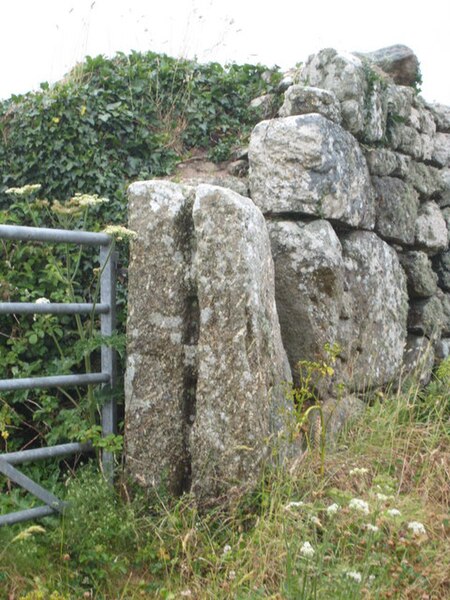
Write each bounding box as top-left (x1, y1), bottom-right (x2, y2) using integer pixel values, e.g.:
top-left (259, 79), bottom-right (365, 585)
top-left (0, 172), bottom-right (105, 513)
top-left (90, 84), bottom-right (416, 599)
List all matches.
top-left (0, 224), bottom-right (117, 526)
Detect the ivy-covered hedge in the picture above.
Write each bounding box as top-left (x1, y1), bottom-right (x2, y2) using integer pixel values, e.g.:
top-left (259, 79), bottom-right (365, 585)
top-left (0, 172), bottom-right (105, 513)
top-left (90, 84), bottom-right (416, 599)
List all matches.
top-left (0, 51), bottom-right (281, 460)
top-left (0, 51), bottom-right (281, 222)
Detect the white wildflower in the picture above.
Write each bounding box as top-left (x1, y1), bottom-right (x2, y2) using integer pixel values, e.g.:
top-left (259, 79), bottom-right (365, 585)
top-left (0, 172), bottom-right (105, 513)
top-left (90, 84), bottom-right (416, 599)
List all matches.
top-left (73, 193), bottom-right (109, 207)
top-left (299, 541), bottom-right (315, 558)
top-left (376, 493), bottom-right (389, 502)
top-left (222, 544), bottom-right (232, 556)
top-left (326, 503), bottom-right (340, 516)
top-left (103, 224), bottom-right (137, 241)
top-left (364, 523), bottom-right (379, 532)
top-left (407, 521), bottom-right (426, 536)
top-left (349, 498), bottom-right (370, 515)
top-left (349, 467), bottom-right (369, 476)
top-left (35, 297), bottom-right (50, 304)
top-left (180, 591), bottom-right (192, 598)
top-left (345, 571), bottom-right (362, 583)
top-left (228, 570), bottom-right (236, 580)
top-left (5, 184), bottom-right (42, 196)
top-left (284, 501), bottom-right (304, 509)
top-left (387, 508), bottom-right (401, 518)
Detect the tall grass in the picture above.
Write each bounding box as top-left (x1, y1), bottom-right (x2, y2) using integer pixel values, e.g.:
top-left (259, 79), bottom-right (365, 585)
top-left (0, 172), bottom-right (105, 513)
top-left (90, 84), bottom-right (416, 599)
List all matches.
top-left (1, 361), bottom-right (449, 599)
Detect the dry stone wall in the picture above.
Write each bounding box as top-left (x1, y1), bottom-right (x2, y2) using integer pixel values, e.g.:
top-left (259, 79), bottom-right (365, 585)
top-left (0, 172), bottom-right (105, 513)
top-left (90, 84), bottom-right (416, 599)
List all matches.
top-left (250, 44), bottom-right (450, 388)
top-left (125, 45), bottom-right (450, 501)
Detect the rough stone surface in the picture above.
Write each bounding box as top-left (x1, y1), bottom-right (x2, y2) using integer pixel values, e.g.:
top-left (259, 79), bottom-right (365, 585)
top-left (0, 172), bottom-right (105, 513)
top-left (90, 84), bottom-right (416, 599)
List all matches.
top-left (388, 122), bottom-right (433, 161)
top-left (385, 84), bottom-right (414, 120)
top-left (408, 295), bottom-right (444, 338)
top-left (267, 219), bottom-right (344, 384)
top-left (405, 161), bottom-right (443, 199)
top-left (407, 103), bottom-right (436, 136)
top-left (338, 231), bottom-right (408, 390)
top-left (433, 250), bottom-right (450, 291)
top-left (250, 93), bottom-right (277, 120)
top-left (364, 81), bottom-right (388, 143)
top-left (300, 48), bottom-right (367, 134)
top-left (178, 175), bottom-right (248, 197)
top-left (427, 103), bottom-right (450, 132)
top-left (414, 201), bottom-right (448, 255)
top-left (279, 85), bottom-right (342, 123)
top-left (437, 169), bottom-right (450, 208)
top-left (125, 182), bottom-right (298, 501)
top-left (309, 395), bottom-right (365, 448)
top-left (372, 176), bottom-right (419, 244)
top-left (249, 114), bottom-right (375, 228)
top-left (364, 148), bottom-right (410, 177)
top-left (437, 290), bottom-right (450, 336)
top-left (403, 335), bottom-right (435, 385)
top-left (398, 250), bottom-right (438, 298)
top-left (190, 185), bottom-right (296, 502)
top-left (432, 133), bottom-right (450, 167)
top-left (435, 338), bottom-right (450, 360)
top-left (125, 181), bottom-right (196, 494)
top-left (361, 45), bottom-right (420, 87)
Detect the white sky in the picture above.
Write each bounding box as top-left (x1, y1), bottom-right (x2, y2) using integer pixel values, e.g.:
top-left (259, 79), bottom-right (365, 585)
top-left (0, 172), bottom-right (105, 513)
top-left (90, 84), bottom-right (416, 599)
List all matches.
top-left (1, 0), bottom-right (449, 105)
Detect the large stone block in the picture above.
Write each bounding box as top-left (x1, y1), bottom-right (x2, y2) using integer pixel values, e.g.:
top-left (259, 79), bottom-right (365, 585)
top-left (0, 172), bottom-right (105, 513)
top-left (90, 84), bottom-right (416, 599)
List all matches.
top-left (405, 161), bottom-right (443, 199)
top-left (338, 231), bottom-right (408, 390)
top-left (300, 48), bottom-right (368, 135)
top-left (360, 45), bottom-right (420, 87)
top-left (267, 219), bottom-right (344, 383)
top-left (433, 250), bottom-right (450, 291)
top-left (364, 148), bottom-right (410, 178)
top-left (398, 250), bottom-right (438, 298)
top-left (408, 295), bottom-right (444, 338)
top-left (372, 176), bottom-right (419, 245)
top-left (415, 201), bottom-right (448, 255)
top-left (190, 185), bottom-right (296, 501)
top-left (125, 181), bottom-right (196, 494)
top-left (279, 85), bottom-right (342, 124)
top-left (249, 114), bottom-right (375, 229)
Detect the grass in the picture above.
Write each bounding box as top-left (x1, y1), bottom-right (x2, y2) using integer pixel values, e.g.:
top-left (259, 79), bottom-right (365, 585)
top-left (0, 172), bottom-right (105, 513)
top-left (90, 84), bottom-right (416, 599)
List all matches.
top-left (0, 365), bottom-right (449, 599)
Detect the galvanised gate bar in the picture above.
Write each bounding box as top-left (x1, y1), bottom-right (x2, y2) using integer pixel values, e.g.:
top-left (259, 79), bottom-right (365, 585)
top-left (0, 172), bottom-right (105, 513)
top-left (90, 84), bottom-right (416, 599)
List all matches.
top-left (0, 224), bottom-right (117, 526)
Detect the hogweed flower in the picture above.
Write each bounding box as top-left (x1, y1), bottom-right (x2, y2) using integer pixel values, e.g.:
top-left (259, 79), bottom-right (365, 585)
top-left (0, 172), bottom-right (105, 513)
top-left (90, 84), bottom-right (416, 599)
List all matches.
top-left (407, 521), bottom-right (426, 536)
top-left (364, 523), bottom-right (379, 533)
top-left (349, 498), bottom-right (370, 515)
top-left (72, 193), bottom-right (109, 207)
top-left (103, 225), bottom-right (137, 241)
top-left (35, 297), bottom-right (50, 304)
top-left (5, 184), bottom-right (42, 196)
top-left (222, 544), bottom-right (232, 556)
top-left (300, 541), bottom-right (315, 558)
top-left (387, 508), bottom-right (401, 518)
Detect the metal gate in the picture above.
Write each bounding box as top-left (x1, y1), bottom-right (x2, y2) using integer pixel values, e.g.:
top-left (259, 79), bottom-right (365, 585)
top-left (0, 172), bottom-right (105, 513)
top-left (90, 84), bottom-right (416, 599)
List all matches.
top-left (0, 224), bottom-right (117, 526)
